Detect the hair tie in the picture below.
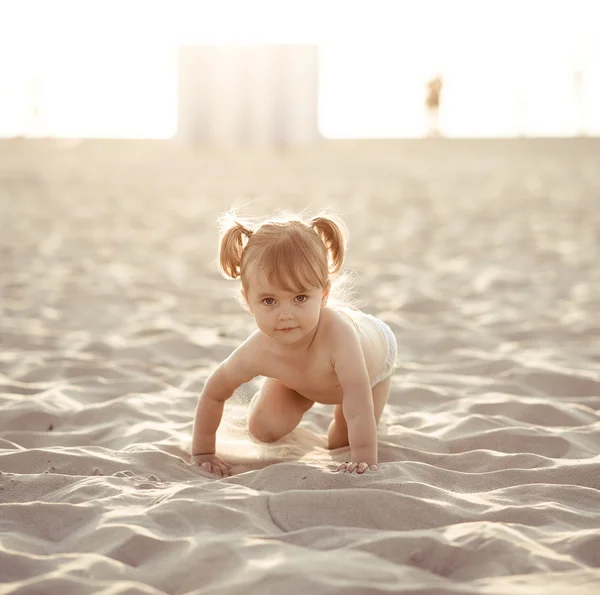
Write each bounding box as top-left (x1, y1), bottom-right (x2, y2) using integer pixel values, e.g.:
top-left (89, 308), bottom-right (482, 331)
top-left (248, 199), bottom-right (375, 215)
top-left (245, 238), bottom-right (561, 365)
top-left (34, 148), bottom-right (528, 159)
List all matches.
top-left (236, 223), bottom-right (253, 239)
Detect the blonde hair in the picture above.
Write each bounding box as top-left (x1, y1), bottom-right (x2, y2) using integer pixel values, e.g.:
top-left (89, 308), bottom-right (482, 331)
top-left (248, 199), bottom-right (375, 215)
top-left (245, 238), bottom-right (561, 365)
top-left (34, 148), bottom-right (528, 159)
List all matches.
top-left (218, 211), bottom-right (348, 294)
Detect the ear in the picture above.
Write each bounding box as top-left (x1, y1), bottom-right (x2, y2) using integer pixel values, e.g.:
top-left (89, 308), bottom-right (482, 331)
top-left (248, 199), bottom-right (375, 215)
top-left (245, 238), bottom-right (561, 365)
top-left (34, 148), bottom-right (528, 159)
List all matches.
top-left (321, 281), bottom-right (331, 307)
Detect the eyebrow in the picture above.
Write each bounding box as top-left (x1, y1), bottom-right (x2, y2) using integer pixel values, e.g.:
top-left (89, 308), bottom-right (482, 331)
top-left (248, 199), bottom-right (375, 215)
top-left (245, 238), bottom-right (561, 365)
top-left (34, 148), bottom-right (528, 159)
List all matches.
top-left (257, 289), bottom-right (308, 298)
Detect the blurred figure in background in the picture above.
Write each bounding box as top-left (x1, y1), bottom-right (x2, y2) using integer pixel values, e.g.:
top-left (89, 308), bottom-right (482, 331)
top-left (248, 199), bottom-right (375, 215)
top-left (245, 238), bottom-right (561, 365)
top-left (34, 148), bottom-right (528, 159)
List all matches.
top-left (425, 74), bottom-right (443, 137)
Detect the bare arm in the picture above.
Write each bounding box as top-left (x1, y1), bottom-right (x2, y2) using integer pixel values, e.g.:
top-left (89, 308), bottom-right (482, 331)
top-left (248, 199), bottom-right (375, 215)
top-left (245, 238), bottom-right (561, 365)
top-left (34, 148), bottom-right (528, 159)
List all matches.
top-left (190, 367), bottom-right (233, 456)
top-left (333, 321), bottom-right (378, 467)
top-left (191, 335), bottom-right (260, 456)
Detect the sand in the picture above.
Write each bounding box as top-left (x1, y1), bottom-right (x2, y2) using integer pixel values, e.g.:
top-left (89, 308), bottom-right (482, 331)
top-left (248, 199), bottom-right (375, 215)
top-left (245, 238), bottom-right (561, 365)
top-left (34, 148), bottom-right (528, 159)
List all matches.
top-left (1, 137), bottom-right (599, 594)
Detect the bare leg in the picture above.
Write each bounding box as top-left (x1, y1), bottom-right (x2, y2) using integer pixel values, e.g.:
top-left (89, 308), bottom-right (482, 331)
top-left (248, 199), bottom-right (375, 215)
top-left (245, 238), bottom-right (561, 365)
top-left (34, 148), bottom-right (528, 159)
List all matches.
top-left (327, 377), bottom-right (392, 450)
top-left (248, 378), bottom-right (314, 443)
top-left (327, 403), bottom-right (349, 450)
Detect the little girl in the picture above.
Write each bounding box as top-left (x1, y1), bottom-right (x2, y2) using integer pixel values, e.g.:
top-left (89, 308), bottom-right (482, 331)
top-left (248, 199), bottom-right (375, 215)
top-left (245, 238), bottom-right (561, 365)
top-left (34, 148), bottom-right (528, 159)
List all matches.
top-left (190, 212), bottom-right (397, 476)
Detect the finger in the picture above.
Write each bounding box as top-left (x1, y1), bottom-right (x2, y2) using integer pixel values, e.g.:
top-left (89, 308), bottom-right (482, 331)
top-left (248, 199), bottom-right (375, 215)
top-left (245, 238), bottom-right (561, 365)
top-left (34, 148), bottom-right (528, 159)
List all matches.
top-left (357, 462), bottom-right (369, 474)
top-left (335, 462), bottom-right (348, 472)
top-left (202, 462), bottom-right (220, 477)
top-left (347, 462), bottom-right (358, 473)
top-left (369, 464), bottom-right (379, 471)
top-left (217, 463), bottom-right (230, 477)
top-left (210, 463), bottom-right (223, 477)
top-left (214, 463), bottom-right (228, 477)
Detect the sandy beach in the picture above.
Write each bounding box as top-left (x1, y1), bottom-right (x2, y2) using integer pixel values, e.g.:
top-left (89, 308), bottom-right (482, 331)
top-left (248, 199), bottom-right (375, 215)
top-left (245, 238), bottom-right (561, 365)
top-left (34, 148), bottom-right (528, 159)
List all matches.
top-left (1, 137), bottom-right (599, 594)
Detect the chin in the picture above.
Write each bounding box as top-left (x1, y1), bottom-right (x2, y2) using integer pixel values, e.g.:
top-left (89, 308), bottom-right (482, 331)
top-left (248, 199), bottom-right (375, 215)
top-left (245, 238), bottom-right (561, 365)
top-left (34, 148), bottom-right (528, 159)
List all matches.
top-left (261, 328), bottom-right (296, 341)
top-left (277, 331), bottom-right (301, 342)
top-left (276, 329), bottom-right (308, 344)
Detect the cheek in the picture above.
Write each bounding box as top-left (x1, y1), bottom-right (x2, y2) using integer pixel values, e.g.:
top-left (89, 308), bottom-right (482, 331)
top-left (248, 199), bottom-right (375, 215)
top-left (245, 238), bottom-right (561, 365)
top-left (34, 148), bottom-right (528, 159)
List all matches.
top-left (254, 309), bottom-right (275, 324)
top-left (304, 304), bottom-right (321, 318)
top-left (252, 314), bottom-right (269, 330)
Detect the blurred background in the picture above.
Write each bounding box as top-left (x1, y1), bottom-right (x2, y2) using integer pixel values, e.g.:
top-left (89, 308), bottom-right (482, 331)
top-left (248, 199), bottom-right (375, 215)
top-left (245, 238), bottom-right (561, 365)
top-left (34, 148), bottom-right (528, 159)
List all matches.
top-left (1, 0), bottom-right (599, 142)
top-left (0, 0), bottom-right (598, 406)
top-left (1, 0), bottom-right (599, 340)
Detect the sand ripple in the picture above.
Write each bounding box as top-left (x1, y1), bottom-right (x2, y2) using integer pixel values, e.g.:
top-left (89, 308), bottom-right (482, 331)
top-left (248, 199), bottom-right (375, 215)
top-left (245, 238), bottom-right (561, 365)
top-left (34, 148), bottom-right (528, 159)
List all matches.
top-left (1, 139), bottom-right (600, 594)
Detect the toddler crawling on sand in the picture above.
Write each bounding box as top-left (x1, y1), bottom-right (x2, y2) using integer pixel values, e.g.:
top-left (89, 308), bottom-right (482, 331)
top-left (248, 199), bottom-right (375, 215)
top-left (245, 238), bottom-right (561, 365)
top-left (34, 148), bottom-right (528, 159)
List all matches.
top-left (190, 211), bottom-right (397, 477)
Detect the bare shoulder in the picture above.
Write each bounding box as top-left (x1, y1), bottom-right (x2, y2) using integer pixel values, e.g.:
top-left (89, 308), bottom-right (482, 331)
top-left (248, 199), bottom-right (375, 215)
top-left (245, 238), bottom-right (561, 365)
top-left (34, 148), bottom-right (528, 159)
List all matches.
top-left (321, 308), bottom-right (370, 387)
top-left (319, 308), bottom-right (362, 361)
top-left (321, 308), bottom-right (361, 345)
top-left (213, 330), bottom-right (267, 390)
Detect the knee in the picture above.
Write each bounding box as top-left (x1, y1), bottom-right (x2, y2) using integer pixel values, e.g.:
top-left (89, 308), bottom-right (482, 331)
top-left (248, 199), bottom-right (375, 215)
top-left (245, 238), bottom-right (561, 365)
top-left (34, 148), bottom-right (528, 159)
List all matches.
top-left (327, 418), bottom-right (349, 450)
top-left (248, 411), bottom-right (279, 443)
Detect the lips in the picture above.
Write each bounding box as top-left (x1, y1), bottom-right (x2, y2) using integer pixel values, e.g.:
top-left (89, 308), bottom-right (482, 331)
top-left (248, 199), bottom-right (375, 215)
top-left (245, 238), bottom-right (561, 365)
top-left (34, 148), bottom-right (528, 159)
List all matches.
top-left (278, 327), bottom-right (297, 332)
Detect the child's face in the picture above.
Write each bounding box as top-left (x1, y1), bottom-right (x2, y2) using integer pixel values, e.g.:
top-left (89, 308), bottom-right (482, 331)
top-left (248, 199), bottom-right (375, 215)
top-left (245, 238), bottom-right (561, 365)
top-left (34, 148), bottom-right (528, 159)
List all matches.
top-left (243, 270), bottom-right (329, 345)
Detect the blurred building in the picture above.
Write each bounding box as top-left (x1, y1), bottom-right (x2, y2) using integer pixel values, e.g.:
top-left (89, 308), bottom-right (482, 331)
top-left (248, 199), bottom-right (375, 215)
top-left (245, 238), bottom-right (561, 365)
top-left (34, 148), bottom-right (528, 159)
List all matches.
top-left (177, 45), bottom-right (320, 148)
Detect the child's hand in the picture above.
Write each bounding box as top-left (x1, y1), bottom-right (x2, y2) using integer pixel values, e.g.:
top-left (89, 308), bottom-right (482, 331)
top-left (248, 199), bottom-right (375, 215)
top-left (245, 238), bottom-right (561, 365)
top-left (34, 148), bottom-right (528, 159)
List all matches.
top-left (336, 461), bottom-right (379, 474)
top-left (190, 453), bottom-right (232, 477)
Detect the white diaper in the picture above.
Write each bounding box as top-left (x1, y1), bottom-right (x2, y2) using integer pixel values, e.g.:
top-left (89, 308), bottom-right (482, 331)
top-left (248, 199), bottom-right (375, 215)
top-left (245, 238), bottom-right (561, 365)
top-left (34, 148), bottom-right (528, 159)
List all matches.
top-left (366, 314), bottom-right (398, 387)
top-left (339, 309), bottom-right (398, 387)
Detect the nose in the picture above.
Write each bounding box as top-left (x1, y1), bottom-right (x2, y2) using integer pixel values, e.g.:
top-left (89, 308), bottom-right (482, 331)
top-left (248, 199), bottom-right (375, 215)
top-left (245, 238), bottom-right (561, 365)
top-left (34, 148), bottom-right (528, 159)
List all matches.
top-left (278, 310), bottom-right (293, 321)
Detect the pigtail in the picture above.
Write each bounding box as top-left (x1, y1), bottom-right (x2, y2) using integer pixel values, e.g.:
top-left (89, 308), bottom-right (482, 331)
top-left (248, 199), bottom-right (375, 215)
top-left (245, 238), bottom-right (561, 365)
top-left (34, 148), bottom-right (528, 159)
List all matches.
top-left (310, 215), bottom-right (347, 274)
top-left (218, 218), bottom-right (254, 279)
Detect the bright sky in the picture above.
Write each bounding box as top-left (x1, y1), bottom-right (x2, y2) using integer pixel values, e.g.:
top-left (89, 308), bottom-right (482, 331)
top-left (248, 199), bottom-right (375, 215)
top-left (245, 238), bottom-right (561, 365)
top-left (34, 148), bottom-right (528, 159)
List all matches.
top-left (0, 0), bottom-right (599, 138)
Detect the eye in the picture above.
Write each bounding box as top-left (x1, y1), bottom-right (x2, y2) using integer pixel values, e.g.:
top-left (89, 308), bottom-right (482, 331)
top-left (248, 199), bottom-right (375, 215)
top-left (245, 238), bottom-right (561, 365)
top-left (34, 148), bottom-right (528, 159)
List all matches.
top-left (262, 297), bottom-right (275, 306)
top-left (295, 295), bottom-right (308, 303)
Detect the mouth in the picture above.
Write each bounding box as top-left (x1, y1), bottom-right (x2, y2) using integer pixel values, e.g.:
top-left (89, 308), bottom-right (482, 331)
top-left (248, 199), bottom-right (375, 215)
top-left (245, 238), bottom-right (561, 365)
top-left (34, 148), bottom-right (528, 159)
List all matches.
top-left (277, 327), bottom-right (298, 332)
